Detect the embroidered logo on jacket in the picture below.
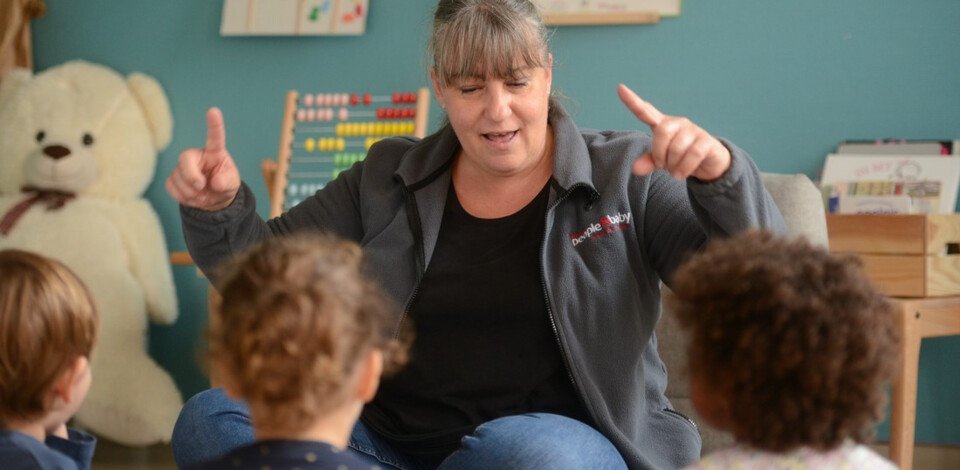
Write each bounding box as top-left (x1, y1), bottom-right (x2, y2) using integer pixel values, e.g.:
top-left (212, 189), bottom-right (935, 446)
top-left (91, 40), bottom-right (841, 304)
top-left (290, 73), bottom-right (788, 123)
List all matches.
top-left (569, 212), bottom-right (632, 246)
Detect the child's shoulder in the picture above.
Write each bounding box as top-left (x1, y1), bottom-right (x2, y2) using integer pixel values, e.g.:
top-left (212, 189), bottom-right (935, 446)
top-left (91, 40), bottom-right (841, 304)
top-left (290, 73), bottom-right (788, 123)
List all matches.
top-left (190, 439), bottom-right (377, 470)
top-left (684, 442), bottom-right (896, 470)
top-left (0, 429), bottom-right (80, 469)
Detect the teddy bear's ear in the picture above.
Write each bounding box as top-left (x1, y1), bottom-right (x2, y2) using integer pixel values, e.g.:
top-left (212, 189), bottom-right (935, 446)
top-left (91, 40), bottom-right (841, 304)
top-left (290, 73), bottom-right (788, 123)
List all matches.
top-left (0, 68), bottom-right (33, 109)
top-left (127, 72), bottom-right (173, 151)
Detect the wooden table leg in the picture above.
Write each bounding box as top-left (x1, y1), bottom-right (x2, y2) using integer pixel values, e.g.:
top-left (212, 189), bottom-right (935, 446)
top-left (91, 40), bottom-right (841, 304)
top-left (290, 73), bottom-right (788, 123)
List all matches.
top-left (889, 305), bottom-right (921, 470)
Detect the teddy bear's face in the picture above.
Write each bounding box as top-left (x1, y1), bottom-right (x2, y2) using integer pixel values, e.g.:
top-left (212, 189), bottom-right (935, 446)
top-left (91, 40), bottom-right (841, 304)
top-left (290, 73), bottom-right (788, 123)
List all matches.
top-left (24, 126), bottom-right (99, 192)
top-left (0, 61), bottom-right (170, 198)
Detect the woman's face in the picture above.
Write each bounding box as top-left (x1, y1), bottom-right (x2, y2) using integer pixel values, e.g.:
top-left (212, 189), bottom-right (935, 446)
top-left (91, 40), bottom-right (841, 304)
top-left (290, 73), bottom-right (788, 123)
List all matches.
top-left (432, 56), bottom-right (553, 179)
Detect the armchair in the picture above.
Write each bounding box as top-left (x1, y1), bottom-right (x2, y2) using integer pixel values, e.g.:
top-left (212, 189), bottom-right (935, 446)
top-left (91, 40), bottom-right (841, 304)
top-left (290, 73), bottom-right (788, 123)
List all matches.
top-left (656, 172), bottom-right (829, 453)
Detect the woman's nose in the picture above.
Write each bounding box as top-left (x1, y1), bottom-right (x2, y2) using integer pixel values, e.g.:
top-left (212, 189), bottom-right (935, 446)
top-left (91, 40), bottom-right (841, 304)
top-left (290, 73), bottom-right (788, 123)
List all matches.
top-left (484, 85), bottom-right (511, 121)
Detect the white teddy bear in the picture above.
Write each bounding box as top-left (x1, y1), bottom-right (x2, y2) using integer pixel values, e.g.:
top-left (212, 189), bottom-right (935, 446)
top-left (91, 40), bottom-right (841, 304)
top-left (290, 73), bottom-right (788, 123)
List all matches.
top-left (0, 60), bottom-right (183, 445)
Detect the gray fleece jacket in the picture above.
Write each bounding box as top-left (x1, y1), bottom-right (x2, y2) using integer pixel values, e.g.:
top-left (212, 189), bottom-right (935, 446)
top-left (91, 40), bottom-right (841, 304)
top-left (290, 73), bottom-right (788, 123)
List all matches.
top-left (180, 104), bottom-right (786, 469)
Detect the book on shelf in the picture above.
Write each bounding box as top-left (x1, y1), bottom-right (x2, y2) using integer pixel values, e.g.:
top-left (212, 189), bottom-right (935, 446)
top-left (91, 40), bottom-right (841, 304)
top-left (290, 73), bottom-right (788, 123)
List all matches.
top-left (836, 139), bottom-right (960, 156)
top-left (834, 195), bottom-right (913, 215)
top-left (819, 153), bottom-right (960, 214)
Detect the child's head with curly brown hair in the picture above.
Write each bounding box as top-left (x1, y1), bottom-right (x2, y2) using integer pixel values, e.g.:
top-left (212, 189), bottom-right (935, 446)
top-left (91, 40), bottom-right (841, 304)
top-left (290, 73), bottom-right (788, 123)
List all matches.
top-left (668, 230), bottom-right (899, 453)
top-left (208, 233), bottom-right (409, 438)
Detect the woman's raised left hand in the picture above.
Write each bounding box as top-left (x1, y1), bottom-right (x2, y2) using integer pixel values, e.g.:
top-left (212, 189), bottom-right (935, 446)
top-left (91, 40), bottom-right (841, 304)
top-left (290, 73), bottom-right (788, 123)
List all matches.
top-left (617, 83), bottom-right (731, 181)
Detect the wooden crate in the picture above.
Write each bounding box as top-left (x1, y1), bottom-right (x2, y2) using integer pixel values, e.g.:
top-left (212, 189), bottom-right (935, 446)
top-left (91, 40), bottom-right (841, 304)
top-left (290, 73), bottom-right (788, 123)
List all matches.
top-left (826, 214), bottom-right (960, 297)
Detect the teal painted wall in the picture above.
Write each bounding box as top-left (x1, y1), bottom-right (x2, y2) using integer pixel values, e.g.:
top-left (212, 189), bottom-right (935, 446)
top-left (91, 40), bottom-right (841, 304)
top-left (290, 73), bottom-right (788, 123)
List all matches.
top-left (31, 1), bottom-right (960, 444)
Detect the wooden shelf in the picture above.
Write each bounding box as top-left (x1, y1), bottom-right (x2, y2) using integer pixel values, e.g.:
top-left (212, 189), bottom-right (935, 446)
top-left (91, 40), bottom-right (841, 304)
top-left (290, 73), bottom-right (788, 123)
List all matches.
top-left (542, 11), bottom-right (660, 26)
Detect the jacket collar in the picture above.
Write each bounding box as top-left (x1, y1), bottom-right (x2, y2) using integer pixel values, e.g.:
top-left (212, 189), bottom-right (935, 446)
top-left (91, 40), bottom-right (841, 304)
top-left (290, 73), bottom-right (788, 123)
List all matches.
top-left (394, 123), bottom-right (459, 190)
top-left (549, 103), bottom-right (599, 198)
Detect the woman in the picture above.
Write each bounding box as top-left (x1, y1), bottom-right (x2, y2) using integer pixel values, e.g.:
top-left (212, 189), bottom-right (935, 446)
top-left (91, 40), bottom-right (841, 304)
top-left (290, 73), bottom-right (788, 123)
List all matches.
top-left (166, 1), bottom-right (785, 469)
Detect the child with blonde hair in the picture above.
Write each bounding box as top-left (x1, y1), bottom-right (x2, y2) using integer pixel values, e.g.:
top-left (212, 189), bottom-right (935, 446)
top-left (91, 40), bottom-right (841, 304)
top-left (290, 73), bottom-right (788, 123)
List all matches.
top-left (191, 233), bottom-right (409, 469)
top-left (669, 231), bottom-right (899, 469)
top-left (0, 249), bottom-right (99, 469)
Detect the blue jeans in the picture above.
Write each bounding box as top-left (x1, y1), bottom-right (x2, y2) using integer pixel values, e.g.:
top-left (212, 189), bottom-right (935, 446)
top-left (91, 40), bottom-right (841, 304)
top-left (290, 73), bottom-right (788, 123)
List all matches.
top-left (172, 388), bottom-right (628, 470)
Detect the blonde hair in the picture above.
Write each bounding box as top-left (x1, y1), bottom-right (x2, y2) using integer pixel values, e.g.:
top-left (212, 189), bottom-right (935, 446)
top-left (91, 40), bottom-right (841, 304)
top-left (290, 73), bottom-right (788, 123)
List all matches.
top-left (208, 233), bottom-right (409, 433)
top-left (430, 0), bottom-right (551, 89)
top-left (0, 249), bottom-right (99, 426)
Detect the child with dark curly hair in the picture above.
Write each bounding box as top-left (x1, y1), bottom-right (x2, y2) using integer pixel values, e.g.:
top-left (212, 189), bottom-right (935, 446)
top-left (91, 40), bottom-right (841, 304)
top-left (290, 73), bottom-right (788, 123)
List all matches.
top-left (0, 249), bottom-right (99, 470)
top-left (669, 230), bottom-right (899, 469)
top-left (188, 234), bottom-right (410, 470)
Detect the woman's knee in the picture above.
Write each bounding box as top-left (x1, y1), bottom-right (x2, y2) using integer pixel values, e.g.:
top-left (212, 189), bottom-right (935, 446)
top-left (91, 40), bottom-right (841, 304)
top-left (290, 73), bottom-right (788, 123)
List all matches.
top-left (441, 413), bottom-right (627, 470)
top-left (171, 388), bottom-right (254, 468)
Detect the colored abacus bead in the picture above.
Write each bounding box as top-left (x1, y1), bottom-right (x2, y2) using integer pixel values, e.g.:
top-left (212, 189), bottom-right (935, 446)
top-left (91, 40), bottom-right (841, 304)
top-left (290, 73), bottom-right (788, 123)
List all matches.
top-left (296, 108), bottom-right (307, 121)
top-left (304, 138), bottom-right (315, 152)
top-left (392, 92), bottom-right (401, 104)
top-left (363, 93), bottom-right (372, 106)
top-left (303, 94), bottom-right (314, 106)
top-left (339, 107), bottom-right (349, 121)
top-left (350, 94), bottom-right (359, 106)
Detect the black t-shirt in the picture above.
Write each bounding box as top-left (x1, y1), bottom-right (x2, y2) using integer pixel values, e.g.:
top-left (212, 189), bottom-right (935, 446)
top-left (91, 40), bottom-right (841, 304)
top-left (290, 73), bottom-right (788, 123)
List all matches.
top-left (361, 182), bottom-right (590, 461)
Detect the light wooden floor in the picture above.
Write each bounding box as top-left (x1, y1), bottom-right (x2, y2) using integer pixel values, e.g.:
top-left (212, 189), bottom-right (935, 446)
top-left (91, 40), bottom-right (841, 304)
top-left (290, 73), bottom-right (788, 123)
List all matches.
top-left (92, 440), bottom-right (176, 470)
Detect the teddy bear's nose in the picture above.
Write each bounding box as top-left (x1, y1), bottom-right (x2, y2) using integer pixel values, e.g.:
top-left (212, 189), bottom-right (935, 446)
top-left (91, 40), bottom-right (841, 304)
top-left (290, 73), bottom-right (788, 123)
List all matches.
top-left (43, 145), bottom-right (72, 160)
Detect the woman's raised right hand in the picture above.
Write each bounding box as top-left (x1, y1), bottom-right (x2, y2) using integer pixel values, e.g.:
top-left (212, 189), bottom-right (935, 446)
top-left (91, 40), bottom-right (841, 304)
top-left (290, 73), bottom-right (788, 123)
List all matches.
top-left (165, 107), bottom-right (241, 211)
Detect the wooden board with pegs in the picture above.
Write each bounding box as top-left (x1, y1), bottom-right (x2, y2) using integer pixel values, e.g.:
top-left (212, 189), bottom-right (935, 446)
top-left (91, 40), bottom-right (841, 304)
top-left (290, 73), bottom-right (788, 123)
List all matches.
top-left (263, 87), bottom-right (430, 217)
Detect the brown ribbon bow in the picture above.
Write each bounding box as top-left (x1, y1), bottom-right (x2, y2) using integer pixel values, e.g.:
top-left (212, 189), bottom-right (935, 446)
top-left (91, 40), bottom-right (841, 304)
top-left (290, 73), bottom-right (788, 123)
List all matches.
top-left (0, 186), bottom-right (76, 236)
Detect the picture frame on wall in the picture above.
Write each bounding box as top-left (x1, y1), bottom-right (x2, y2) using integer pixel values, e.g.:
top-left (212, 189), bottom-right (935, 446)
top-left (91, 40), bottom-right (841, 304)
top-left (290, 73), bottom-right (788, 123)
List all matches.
top-left (221, 0), bottom-right (368, 36)
top-left (532, 0), bottom-right (681, 26)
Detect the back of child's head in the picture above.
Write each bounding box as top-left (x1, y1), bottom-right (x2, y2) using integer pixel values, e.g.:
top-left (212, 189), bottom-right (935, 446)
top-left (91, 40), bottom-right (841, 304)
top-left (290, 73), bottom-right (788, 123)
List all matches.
top-left (0, 249), bottom-right (99, 426)
top-left (668, 230), bottom-right (899, 452)
top-left (208, 233), bottom-right (409, 433)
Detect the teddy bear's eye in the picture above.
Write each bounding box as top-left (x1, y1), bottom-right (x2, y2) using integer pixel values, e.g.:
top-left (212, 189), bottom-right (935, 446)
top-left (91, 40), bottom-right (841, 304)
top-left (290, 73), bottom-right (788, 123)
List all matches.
top-left (35, 130), bottom-right (45, 142)
top-left (82, 133), bottom-right (94, 146)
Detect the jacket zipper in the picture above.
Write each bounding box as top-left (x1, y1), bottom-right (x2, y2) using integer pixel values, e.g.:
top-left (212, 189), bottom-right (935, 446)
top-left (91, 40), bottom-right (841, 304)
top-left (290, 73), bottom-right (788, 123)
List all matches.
top-left (539, 183), bottom-right (592, 412)
top-left (395, 185), bottom-right (426, 340)
top-left (664, 408), bottom-right (699, 431)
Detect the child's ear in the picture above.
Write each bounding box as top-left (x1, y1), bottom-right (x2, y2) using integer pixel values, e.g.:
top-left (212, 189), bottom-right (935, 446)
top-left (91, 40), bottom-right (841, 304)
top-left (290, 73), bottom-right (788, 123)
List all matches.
top-left (218, 373), bottom-right (243, 401)
top-left (50, 356), bottom-right (89, 404)
top-left (356, 349), bottom-right (384, 403)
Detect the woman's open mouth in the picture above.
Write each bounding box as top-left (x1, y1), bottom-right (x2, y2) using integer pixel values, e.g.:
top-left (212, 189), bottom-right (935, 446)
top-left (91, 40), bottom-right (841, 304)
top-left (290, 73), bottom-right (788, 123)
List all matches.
top-left (483, 130), bottom-right (518, 145)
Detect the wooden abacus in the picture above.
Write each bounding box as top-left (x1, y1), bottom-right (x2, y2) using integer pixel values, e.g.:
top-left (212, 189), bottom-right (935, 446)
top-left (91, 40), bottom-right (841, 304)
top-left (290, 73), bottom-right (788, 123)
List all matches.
top-left (262, 87), bottom-right (431, 217)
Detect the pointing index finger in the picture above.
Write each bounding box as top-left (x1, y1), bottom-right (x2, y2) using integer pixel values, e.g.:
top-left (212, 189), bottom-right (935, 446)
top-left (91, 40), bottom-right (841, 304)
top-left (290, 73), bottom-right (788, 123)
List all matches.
top-left (618, 83), bottom-right (664, 129)
top-left (205, 107), bottom-right (226, 153)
